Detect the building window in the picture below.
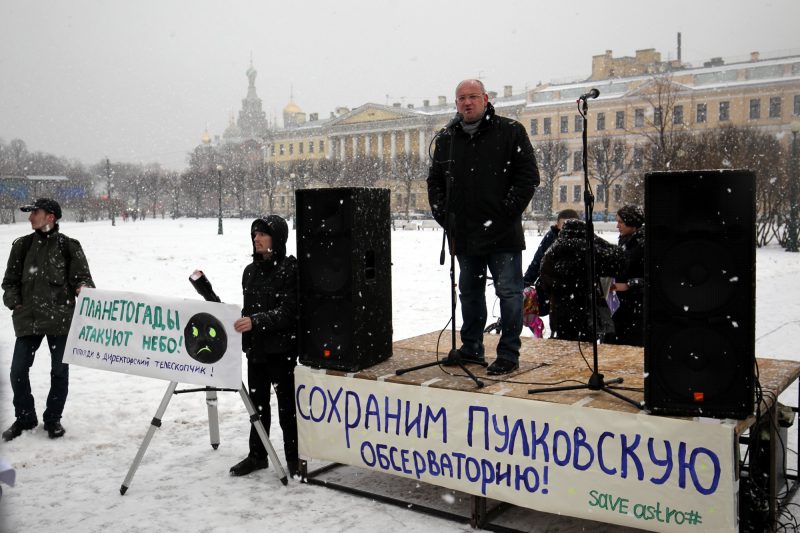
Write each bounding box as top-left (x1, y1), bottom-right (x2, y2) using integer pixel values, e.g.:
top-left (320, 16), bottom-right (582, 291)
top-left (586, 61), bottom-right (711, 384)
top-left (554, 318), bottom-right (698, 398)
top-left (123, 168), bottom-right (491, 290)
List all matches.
top-left (696, 103), bottom-right (707, 123)
top-left (289, 143), bottom-right (294, 155)
top-left (719, 101), bottom-right (730, 121)
top-left (573, 151), bottom-right (583, 172)
top-left (543, 117), bottom-right (551, 135)
top-left (634, 108), bottom-right (644, 128)
top-left (749, 99), bottom-right (761, 119)
top-left (795, 95), bottom-right (800, 116)
top-left (299, 142), bottom-right (304, 154)
top-left (633, 146), bottom-right (644, 169)
top-left (559, 158), bottom-right (567, 172)
top-left (271, 145), bottom-right (275, 156)
top-left (615, 111), bottom-right (625, 129)
top-left (410, 193), bottom-right (417, 207)
top-left (559, 186), bottom-right (567, 203)
top-left (574, 115), bottom-right (583, 132)
top-left (530, 118), bottom-right (538, 135)
top-left (673, 105), bottom-right (684, 125)
top-left (573, 185), bottom-right (581, 202)
top-left (319, 140), bottom-right (325, 152)
top-left (597, 112), bottom-right (605, 131)
top-left (279, 144), bottom-right (285, 155)
top-left (560, 116), bottom-right (569, 134)
top-left (654, 107), bottom-right (663, 126)
top-left (769, 97), bottom-right (782, 118)
top-left (614, 184), bottom-right (622, 203)
top-left (597, 184), bottom-right (606, 202)
top-left (309, 141), bottom-right (314, 153)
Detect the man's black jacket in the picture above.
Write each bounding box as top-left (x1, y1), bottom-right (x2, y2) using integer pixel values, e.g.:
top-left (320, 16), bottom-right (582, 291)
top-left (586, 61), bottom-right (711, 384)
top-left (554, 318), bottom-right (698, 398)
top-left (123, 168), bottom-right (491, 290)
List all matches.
top-left (427, 102), bottom-right (539, 256)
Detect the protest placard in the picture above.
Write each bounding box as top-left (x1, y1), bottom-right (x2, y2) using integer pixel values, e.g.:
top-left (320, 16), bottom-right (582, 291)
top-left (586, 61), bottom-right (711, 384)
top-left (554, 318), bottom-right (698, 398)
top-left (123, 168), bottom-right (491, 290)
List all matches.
top-left (64, 288), bottom-right (242, 388)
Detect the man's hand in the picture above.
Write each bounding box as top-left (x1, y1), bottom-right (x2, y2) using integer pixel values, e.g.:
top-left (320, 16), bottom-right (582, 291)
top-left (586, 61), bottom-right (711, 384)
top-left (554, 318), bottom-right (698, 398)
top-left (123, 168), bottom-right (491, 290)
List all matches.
top-left (234, 317), bottom-right (253, 333)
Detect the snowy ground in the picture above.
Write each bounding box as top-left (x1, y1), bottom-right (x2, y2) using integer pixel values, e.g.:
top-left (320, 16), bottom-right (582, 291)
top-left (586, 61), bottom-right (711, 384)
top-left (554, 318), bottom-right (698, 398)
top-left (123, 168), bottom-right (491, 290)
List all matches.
top-left (0, 217), bottom-right (798, 533)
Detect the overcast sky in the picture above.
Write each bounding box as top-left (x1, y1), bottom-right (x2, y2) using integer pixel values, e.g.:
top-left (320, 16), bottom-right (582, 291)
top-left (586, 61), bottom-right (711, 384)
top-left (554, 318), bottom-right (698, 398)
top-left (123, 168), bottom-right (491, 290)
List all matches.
top-left (1, 0), bottom-right (798, 171)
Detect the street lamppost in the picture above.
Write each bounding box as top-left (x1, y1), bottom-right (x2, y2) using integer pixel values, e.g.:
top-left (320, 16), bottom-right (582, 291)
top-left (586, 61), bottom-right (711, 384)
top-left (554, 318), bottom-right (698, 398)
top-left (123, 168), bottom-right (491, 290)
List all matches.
top-left (216, 164), bottom-right (223, 235)
top-left (787, 121), bottom-right (800, 252)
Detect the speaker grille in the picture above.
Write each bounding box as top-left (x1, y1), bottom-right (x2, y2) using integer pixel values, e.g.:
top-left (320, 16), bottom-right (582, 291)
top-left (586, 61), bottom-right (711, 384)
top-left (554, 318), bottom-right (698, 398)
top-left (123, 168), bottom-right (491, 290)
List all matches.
top-left (644, 170), bottom-right (755, 419)
top-left (296, 187), bottom-right (392, 371)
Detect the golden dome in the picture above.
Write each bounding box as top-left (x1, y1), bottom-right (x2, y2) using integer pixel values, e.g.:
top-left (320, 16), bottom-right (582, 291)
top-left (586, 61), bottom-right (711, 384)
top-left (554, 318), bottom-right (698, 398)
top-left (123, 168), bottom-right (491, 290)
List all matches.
top-left (284, 100), bottom-right (303, 114)
top-left (201, 128), bottom-right (211, 145)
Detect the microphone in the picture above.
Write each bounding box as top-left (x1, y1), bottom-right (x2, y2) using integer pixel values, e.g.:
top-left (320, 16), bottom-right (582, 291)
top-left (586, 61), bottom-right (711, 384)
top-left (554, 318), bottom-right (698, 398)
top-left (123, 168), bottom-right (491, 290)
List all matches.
top-left (578, 88), bottom-right (600, 101)
top-left (442, 112), bottom-right (464, 130)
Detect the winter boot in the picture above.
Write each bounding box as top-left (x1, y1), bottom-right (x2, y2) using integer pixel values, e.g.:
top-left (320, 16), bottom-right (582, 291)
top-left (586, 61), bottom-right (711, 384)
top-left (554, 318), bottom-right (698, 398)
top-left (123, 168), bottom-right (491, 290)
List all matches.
top-left (44, 421), bottom-right (66, 439)
top-left (2, 415), bottom-right (39, 442)
top-left (229, 455), bottom-right (268, 476)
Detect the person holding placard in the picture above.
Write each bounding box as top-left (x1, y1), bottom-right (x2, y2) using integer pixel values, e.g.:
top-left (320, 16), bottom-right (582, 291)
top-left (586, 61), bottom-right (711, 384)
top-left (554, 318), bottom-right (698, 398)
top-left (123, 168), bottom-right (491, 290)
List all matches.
top-left (230, 215), bottom-right (299, 477)
top-left (2, 198), bottom-right (94, 441)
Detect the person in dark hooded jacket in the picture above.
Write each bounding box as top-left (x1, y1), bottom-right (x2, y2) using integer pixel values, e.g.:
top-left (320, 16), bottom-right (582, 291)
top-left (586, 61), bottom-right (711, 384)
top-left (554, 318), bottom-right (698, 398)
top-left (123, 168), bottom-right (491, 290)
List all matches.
top-left (539, 219), bottom-right (625, 342)
top-left (230, 215), bottom-right (299, 477)
top-left (427, 79), bottom-right (539, 375)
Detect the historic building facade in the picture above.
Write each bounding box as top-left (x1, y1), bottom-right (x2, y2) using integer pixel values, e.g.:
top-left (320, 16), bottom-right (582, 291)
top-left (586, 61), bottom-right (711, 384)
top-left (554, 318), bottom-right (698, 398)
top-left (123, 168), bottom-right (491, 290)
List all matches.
top-left (203, 49), bottom-right (800, 219)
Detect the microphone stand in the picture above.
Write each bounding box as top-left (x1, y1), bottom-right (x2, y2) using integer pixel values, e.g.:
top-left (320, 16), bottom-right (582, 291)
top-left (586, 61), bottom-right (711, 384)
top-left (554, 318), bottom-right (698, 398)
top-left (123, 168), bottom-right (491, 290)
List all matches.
top-left (396, 125), bottom-right (485, 388)
top-left (528, 95), bottom-right (640, 409)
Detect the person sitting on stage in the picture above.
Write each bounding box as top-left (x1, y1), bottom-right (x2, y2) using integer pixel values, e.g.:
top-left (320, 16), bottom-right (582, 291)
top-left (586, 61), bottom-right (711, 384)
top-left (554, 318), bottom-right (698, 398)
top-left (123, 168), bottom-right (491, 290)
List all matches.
top-left (522, 209), bottom-right (579, 336)
top-left (230, 215), bottom-right (299, 477)
top-left (607, 205), bottom-right (645, 347)
top-left (538, 219), bottom-right (625, 342)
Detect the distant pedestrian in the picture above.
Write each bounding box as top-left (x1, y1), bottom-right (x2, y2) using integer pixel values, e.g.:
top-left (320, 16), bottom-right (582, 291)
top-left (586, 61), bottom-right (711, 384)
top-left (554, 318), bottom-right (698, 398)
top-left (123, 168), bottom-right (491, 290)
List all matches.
top-left (2, 199), bottom-right (95, 441)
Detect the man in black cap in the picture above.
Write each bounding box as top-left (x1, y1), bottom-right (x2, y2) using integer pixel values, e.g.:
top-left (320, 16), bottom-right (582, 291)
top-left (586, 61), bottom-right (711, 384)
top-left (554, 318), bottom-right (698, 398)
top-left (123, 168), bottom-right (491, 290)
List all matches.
top-left (229, 215), bottom-right (300, 477)
top-left (2, 198), bottom-right (94, 441)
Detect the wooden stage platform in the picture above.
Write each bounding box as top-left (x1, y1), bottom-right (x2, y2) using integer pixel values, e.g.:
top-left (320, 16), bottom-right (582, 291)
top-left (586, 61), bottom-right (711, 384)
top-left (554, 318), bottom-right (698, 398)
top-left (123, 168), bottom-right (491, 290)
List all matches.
top-left (297, 332), bottom-right (800, 532)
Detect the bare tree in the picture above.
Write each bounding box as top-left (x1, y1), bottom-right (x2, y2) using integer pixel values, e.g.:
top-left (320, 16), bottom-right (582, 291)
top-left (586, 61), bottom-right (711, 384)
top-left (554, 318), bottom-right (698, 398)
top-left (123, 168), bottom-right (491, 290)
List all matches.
top-left (256, 161), bottom-right (281, 215)
top-left (393, 153), bottom-right (424, 219)
top-left (314, 157), bottom-right (344, 188)
top-left (670, 125), bottom-right (789, 247)
top-left (634, 74), bottom-right (691, 172)
top-left (533, 140), bottom-right (569, 217)
top-left (588, 135), bottom-right (632, 221)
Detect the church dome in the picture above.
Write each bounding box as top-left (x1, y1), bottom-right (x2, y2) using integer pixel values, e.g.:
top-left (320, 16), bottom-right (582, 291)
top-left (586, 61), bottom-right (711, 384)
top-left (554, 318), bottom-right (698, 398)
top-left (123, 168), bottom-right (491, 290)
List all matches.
top-left (222, 114), bottom-right (241, 139)
top-left (284, 100), bottom-right (303, 114)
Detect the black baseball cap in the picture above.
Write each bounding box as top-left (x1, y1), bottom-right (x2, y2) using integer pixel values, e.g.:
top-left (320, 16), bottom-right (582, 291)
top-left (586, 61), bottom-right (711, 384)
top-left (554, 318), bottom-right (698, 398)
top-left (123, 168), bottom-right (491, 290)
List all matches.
top-left (20, 198), bottom-right (62, 220)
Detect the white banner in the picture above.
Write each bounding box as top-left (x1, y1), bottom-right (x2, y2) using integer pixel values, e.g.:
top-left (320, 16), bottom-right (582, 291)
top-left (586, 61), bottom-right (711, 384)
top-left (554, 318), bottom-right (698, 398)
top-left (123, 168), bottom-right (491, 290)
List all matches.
top-left (296, 367), bottom-right (737, 532)
top-left (64, 288), bottom-right (242, 389)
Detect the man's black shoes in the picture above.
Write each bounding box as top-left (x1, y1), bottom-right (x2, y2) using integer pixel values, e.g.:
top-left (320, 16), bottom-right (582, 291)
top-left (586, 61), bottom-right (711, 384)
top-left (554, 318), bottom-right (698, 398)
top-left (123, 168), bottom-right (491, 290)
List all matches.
top-left (442, 350), bottom-right (486, 367)
top-left (230, 456), bottom-right (268, 476)
top-left (2, 416), bottom-right (38, 442)
top-left (44, 421), bottom-right (66, 439)
top-left (486, 359), bottom-right (519, 375)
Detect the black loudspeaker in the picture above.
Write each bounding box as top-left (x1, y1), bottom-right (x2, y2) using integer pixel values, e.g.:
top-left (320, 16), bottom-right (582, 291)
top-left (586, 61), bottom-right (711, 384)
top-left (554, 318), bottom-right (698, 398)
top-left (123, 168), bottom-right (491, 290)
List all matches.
top-left (296, 187), bottom-right (392, 371)
top-left (644, 170), bottom-right (755, 419)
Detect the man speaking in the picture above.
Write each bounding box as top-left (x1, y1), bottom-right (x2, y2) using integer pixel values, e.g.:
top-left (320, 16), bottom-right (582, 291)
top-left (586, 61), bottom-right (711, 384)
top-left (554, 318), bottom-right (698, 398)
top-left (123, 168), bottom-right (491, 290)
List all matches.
top-left (427, 79), bottom-right (539, 375)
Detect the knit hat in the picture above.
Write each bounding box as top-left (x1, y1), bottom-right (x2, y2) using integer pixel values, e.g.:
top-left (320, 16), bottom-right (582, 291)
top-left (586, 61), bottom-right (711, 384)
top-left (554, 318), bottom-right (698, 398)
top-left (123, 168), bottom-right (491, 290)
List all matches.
top-left (20, 198), bottom-right (62, 220)
top-left (617, 205), bottom-right (644, 228)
